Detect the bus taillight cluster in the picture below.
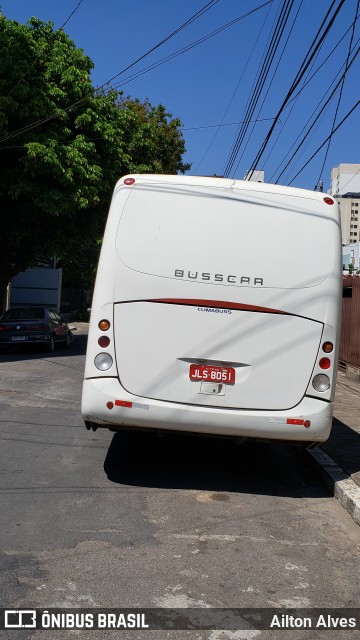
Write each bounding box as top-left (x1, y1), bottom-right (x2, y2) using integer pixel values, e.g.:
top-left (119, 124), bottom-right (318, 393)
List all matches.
top-left (312, 342), bottom-right (334, 392)
top-left (94, 319), bottom-right (113, 371)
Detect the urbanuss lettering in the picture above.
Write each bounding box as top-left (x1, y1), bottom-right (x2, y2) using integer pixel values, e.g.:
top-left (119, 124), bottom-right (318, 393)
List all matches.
top-left (175, 269), bottom-right (264, 286)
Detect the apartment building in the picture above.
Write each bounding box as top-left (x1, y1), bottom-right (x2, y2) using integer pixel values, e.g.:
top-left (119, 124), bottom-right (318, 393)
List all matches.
top-left (329, 164), bottom-right (360, 245)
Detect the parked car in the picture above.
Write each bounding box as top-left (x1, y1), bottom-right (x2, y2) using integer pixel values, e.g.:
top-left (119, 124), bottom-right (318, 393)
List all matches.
top-left (0, 307), bottom-right (73, 352)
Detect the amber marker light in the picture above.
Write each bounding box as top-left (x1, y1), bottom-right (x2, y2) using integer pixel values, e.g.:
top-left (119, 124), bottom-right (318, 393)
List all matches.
top-left (322, 342), bottom-right (333, 353)
top-left (98, 319), bottom-right (110, 331)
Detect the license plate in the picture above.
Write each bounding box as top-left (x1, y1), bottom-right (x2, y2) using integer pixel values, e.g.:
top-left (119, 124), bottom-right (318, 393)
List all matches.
top-left (11, 336), bottom-right (27, 341)
top-left (189, 364), bottom-right (235, 384)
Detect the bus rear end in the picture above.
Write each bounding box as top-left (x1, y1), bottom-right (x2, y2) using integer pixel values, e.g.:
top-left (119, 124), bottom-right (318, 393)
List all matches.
top-left (82, 175), bottom-right (342, 445)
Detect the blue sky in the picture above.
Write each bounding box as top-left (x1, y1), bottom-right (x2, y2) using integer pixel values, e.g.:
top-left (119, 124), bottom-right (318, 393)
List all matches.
top-left (1, 0), bottom-right (359, 191)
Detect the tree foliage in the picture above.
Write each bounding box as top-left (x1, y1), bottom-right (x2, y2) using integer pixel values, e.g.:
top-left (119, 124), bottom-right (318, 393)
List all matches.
top-left (0, 14), bottom-right (190, 300)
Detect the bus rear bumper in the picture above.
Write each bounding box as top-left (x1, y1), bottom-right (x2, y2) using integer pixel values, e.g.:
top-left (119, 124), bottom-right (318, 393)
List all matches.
top-left (81, 377), bottom-right (333, 443)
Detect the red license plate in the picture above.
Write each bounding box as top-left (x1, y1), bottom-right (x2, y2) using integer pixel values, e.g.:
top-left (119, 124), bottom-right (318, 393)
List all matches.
top-left (189, 364), bottom-right (235, 384)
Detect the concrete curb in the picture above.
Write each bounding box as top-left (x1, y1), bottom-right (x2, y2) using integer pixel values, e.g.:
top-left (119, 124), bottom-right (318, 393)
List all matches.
top-left (308, 448), bottom-right (360, 526)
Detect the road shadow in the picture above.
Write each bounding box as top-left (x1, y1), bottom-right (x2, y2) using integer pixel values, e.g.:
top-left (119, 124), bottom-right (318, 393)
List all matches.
top-left (0, 333), bottom-right (88, 361)
top-left (321, 417), bottom-right (360, 481)
top-left (104, 429), bottom-right (330, 498)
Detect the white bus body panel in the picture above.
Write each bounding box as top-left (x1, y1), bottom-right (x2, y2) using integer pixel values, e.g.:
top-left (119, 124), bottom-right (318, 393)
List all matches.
top-left (82, 378), bottom-right (333, 442)
top-left (82, 175), bottom-right (342, 444)
top-left (113, 302), bottom-right (323, 410)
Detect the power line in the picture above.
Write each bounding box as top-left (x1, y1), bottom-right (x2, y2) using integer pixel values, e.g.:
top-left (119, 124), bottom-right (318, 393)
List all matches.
top-left (194, 0), bottom-right (273, 171)
top-left (0, 0), bottom-right (222, 145)
top-left (0, 0), bottom-right (271, 146)
top-left (181, 117), bottom-right (278, 130)
top-left (273, 40), bottom-right (360, 184)
top-left (335, 166), bottom-right (360, 196)
top-left (265, 15), bottom-right (360, 181)
top-left (0, 120), bottom-right (278, 149)
top-left (104, 0), bottom-right (221, 87)
top-left (232, 0), bottom-right (303, 178)
top-left (246, 0), bottom-right (346, 178)
top-left (5, 0), bottom-right (87, 99)
top-left (287, 98), bottom-right (360, 186)
top-left (60, 0), bottom-right (86, 30)
top-left (107, 1), bottom-right (273, 92)
top-left (315, 0), bottom-right (360, 186)
top-left (223, 0), bottom-right (295, 178)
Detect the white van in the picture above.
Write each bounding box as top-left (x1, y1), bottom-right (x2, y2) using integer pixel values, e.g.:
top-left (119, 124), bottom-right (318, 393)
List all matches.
top-left (81, 174), bottom-right (342, 446)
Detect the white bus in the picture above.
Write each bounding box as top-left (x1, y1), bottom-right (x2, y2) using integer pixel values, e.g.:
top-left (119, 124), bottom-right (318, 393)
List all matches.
top-left (81, 174), bottom-right (342, 446)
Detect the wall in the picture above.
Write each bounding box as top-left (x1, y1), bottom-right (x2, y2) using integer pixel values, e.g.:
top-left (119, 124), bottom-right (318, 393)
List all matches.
top-left (340, 276), bottom-right (360, 367)
top-left (9, 268), bottom-right (62, 311)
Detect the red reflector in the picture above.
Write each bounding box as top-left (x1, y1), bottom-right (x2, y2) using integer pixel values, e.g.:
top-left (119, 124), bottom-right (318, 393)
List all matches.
top-left (323, 197), bottom-right (334, 205)
top-left (319, 357), bottom-right (331, 370)
top-left (115, 400), bottom-right (133, 408)
top-left (124, 177), bottom-right (135, 185)
top-left (98, 336), bottom-right (110, 348)
top-left (304, 420), bottom-right (311, 428)
top-left (106, 402), bottom-right (114, 410)
top-left (286, 418), bottom-right (304, 425)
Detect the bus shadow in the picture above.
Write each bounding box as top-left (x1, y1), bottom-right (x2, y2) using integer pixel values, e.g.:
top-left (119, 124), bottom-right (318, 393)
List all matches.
top-left (104, 430), bottom-right (330, 498)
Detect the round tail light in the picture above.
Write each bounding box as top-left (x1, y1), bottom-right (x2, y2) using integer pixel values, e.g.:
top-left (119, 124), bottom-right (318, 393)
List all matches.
top-left (312, 374), bottom-right (330, 392)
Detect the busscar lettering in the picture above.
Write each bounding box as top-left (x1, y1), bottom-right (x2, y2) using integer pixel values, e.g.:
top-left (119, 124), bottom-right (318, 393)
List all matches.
top-left (174, 269), bottom-right (263, 286)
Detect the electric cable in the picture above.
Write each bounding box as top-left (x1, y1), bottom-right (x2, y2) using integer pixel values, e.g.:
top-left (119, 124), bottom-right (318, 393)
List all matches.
top-left (0, 0), bottom-right (271, 146)
top-left (287, 98), bottom-right (360, 186)
top-left (104, 0), bottom-right (222, 87)
top-left (232, 0), bottom-right (303, 178)
top-left (0, 0), bottom-right (222, 142)
top-left (223, 0), bottom-right (292, 177)
top-left (60, 0), bottom-right (86, 30)
top-left (265, 16), bottom-right (360, 181)
top-left (246, 0), bottom-right (346, 179)
top-left (335, 167), bottom-right (360, 196)
top-left (5, 0), bottom-right (87, 99)
top-left (315, 0), bottom-right (360, 187)
top-left (194, 0), bottom-right (273, 172)
top-left (273, 41), bottom-right (360, 184)
top-left (223, 0), bottom-right (295, 178)
top-left (181, 117), bottom-right (278, 130)
top-left (105, 2), bottom-right (273, 92)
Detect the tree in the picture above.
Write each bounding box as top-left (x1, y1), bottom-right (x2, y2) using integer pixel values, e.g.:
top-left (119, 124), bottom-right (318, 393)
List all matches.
top-left (0, 14), bottom-right (190, 306)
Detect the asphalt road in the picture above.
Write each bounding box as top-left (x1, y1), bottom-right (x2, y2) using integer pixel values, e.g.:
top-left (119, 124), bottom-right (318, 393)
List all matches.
top-left (1, 330), bottom-right (360, 640)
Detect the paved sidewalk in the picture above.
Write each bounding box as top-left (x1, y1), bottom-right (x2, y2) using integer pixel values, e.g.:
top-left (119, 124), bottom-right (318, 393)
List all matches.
top-left (308, 370), bottom-right (360, 525)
